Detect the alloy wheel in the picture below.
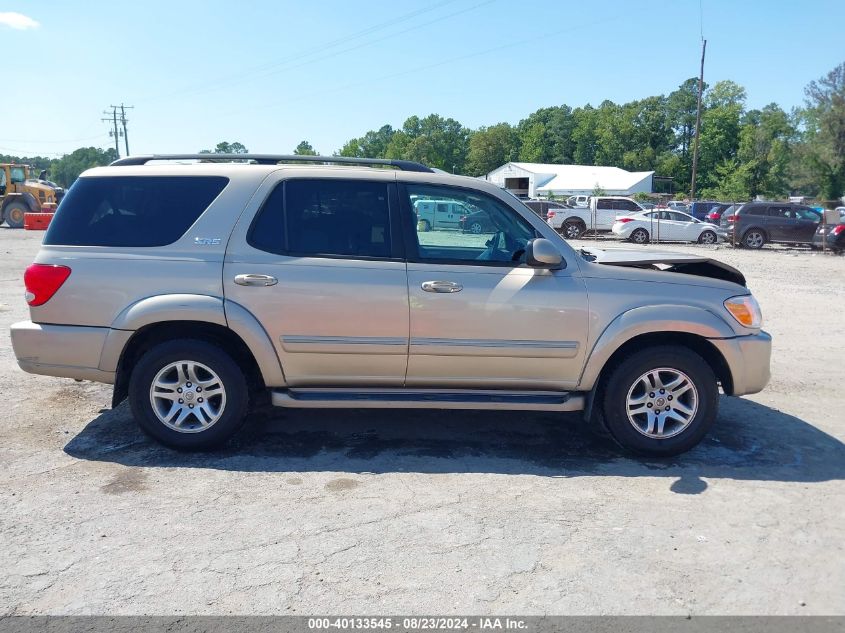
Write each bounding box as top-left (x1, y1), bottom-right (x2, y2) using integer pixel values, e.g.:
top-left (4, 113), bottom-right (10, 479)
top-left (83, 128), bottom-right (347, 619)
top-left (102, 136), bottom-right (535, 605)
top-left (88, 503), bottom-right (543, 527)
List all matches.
top-left (625, 368), bottom-right (699, 439)
top-left (149, 360), bottom-right (227, 433)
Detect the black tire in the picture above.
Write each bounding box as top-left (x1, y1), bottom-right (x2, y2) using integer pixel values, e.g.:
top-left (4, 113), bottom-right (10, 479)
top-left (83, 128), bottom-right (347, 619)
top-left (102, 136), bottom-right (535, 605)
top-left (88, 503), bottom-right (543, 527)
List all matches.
top-left (419, 219), bottom-right (431, 232)
top-left (742, 229), bottom-right (766, 249)
top-left (469, 221), bottom-right (484, 234)
top-left (128, 339), bottom-right (249, 450)
top-left (562, 220), bottom-right (586, 239)
top-left (600, 346), bottom-right (718, 457)
top-left (630, 228), bottom-right (650, 244)
top-left (4, 201), bottom-right (28, 229)
top-left (698, 230), bottom-right (717, 245)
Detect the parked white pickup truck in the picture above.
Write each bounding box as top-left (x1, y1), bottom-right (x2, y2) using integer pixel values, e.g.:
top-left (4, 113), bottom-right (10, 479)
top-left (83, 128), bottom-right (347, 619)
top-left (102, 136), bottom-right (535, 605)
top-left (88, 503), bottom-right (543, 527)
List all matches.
top-left (547, 196), bottom-right (646, 239)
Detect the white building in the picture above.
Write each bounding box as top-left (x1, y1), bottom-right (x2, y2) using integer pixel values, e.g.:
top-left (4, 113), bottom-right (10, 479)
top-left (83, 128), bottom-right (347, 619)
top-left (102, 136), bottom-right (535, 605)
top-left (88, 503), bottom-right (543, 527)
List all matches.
top-left (486, 162), bottom-right (654, 199)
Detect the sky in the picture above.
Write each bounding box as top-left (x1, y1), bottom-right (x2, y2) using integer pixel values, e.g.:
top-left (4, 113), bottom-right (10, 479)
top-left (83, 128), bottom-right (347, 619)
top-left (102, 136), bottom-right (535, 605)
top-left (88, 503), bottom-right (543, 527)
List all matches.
top-left (1, 0), bottom-right (843, 159)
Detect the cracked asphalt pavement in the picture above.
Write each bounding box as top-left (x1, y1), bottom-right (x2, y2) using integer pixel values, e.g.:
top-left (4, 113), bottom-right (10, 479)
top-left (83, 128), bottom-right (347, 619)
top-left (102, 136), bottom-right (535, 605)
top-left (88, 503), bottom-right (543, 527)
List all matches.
top-left (1, 230), bottom-right (843, 615)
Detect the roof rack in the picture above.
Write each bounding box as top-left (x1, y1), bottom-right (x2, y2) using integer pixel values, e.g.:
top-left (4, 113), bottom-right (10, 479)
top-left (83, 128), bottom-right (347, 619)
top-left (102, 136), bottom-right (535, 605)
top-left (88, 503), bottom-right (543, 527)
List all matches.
top-left (109, 154), bottom-right (434, 173)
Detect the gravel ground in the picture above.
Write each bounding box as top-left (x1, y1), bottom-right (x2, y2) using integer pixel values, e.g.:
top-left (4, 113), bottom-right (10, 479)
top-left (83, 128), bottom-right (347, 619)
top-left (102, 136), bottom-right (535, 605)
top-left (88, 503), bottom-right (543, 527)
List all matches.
top-left (1, 228), bottom-right (843, 615)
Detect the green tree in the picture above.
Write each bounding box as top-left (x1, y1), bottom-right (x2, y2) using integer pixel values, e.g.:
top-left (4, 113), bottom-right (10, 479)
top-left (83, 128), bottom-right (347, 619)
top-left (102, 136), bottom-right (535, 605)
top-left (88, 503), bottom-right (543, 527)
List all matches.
top-left (696, 80), bottom-right (747, 191)
top-left (518, 123), bottom-right (547, 162)
top-left (338, 125), bottom-right (395, 158)
top-left (798, 63), bottom-right (845, 201)
top-left (49, 147), bottom-right (119, 188)
top-left (465, 123), bottom-right (518, 176)
top-left (293, 141), bottom-right (318, 155)
top-left (199, 141), bottom-right (248, 154)
top-left (384, 114), bottom-right (469, 172)
top-left (571, 106), bottom-right (598, 165)
top-left (734, 104), bottom-right (795, 198)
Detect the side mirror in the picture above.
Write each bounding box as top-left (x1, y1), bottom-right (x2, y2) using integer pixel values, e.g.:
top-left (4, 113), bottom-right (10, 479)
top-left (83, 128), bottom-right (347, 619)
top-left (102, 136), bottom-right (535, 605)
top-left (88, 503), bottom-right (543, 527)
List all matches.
top-left (525, 238), bottom-right (563, 269)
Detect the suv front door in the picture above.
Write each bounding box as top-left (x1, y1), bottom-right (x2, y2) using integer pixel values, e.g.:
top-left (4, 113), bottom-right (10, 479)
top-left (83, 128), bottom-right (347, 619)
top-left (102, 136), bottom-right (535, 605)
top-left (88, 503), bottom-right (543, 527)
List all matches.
top-left (223, 173), bottom-right (410, 387)
top-left (399, 182), bottom-right (589, 390)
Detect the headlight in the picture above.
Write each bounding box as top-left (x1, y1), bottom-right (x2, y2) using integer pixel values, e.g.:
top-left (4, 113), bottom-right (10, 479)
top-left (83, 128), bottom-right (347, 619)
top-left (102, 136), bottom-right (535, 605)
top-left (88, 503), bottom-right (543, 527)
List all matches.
top-left (724, 295), bottom-right (763, 329)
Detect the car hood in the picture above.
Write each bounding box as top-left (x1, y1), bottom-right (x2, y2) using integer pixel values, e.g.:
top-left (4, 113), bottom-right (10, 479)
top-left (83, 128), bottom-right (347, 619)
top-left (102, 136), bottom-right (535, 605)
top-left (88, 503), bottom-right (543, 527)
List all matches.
top-left (578, 246), bottom-right (746, 287)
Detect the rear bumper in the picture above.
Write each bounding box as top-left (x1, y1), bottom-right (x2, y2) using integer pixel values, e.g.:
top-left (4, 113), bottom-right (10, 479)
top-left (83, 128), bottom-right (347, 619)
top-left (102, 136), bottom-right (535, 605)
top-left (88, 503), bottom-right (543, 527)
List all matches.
top-left (812, 233), bottom-right (843, 250)
top-left (708, 331), bottom-right (772, 396)
top-left (10, 321), bottom-right (118, 384)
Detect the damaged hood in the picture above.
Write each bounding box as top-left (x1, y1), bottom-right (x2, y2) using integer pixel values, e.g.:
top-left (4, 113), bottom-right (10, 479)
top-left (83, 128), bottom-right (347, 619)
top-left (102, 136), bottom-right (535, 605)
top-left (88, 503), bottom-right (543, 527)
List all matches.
top-left (579, 246), bottom-right (746, 287)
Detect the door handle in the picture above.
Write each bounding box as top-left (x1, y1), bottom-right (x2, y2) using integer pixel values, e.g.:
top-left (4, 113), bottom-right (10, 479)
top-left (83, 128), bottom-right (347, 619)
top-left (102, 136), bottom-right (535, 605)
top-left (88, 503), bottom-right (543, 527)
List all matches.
top-left (421, 280), bottom-right (462, 293)
top-left (234, 273), bottom-right (278, 287)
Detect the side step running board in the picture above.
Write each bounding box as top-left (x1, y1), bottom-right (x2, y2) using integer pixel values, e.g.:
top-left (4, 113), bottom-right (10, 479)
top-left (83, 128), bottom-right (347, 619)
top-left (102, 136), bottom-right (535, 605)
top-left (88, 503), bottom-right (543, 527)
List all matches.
top-left (270, 388), bottom-right (585, 412)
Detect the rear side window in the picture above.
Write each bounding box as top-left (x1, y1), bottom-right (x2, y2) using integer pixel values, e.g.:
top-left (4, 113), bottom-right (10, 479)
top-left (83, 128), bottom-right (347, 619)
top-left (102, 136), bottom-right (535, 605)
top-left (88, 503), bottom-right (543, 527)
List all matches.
top-left (743, 206), bottom-right (766, 216)
top-left (44, 176), bottom-right (228, 247)
top-left (248, 179), bottom-right (392, 258)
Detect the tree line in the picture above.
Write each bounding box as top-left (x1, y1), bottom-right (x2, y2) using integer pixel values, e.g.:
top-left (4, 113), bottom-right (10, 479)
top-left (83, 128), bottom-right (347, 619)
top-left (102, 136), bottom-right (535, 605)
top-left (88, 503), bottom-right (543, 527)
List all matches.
top-left (332, 62), bottom-right (844, 203)
top-left (4, 62), bottom-right (842, 203)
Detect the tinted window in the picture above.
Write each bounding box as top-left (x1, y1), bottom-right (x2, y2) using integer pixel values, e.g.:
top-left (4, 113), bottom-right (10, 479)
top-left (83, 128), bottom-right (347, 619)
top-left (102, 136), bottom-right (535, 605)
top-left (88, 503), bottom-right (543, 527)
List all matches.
top-left (767, 207), bottom-right (791, 219)
top-left (44, 176), bottom-right (228, 247)
top-left (743, 205), bottom-right (767, 216)
top-left (406, 184), bottom-right (536, 264)
top-left (248, 179), bottom-right (391, 258)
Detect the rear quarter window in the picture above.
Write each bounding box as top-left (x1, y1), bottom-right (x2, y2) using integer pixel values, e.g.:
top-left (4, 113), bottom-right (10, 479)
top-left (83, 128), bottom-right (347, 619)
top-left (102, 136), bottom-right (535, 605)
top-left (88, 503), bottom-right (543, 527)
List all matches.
top-left (44, 176), bottom-right (229, 247)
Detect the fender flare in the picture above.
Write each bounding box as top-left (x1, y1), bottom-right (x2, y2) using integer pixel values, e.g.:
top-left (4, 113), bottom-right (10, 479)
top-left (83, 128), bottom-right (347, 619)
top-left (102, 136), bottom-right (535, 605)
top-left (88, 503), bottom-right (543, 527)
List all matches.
top-left (104, 294), bottom-right (285, 388)
top-left (577, 304), bottom-right (736, 391)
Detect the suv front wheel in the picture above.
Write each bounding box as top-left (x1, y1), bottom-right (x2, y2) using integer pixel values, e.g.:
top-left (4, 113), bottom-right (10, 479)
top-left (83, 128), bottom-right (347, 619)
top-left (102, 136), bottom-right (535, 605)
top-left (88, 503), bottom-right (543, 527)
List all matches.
top-left (128, 339), bottom-right (249, 450)
top-left (600, 346), bottom-right (718, 456)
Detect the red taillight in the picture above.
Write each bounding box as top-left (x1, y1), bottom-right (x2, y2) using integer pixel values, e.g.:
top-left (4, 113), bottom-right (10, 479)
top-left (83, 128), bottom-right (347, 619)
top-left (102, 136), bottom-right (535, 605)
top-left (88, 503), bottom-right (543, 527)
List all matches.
top-left (24, 264), bottom-right (71, 306)
top-left (726, 215), bottom-right (737, 222)
top-left (546, 210), bottom-right (555, 219)
top-left (833, 225), bottom-right (845, 236)
top-left (617, 218), bottom-right (634, 223)
top-left (460, 216), bottom-right (467, 223)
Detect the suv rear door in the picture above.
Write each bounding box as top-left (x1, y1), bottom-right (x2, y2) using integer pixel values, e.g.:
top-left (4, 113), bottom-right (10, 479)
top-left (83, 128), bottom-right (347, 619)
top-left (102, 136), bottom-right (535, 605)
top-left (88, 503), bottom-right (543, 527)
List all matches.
top-left (398, 182), bottom-right (588, 390)
top-left (223, 172), bottom-right (410, 387)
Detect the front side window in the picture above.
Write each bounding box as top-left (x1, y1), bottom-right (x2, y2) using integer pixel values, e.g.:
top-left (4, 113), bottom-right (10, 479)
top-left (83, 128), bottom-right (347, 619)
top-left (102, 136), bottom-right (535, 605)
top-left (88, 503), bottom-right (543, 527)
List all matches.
top-left (249, 179), bottom-right (392, 258)
top-left (405, 184), bottom-right (536, 264)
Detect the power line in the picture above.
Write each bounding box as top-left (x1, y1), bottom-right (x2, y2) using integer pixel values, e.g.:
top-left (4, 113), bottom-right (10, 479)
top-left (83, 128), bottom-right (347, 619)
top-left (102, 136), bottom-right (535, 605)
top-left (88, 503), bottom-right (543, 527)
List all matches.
top-left (138, 0), bottom-right (464, 105)
top-left (222, 12), bottom-right (623, 119)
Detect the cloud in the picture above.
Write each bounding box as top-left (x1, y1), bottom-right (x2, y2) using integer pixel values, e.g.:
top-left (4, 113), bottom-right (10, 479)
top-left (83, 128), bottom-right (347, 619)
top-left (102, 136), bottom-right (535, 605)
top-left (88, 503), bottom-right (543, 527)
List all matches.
top-left (0, 12), bottom-right (40, 30)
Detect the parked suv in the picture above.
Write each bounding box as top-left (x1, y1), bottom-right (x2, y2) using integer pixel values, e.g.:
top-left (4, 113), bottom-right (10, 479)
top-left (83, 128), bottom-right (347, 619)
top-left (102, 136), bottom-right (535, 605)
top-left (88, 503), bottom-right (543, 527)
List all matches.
top-left (11, 154), bottom-right (771, 456)
top-left (721, 202), bottom-right (821, 248)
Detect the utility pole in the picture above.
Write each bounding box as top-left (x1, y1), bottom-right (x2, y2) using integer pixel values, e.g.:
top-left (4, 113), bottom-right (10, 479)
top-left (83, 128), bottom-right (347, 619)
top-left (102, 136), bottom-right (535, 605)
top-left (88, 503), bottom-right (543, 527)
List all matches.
top-left (689, 39), bottom-right (707, 201)
top-left (102, 104), bottom-right (134, 158)
top-left (101, 107), bottom-right (120, 158)
top-left (115, 103), bottom-right (134, 156)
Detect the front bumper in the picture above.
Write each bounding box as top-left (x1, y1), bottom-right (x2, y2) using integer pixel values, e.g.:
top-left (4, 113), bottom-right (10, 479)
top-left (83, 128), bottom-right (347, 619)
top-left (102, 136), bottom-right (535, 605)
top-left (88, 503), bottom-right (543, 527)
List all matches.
top-left (708, 331), bottom-right (772, 396)
top-left (10, 321), bottom-right (120, 384)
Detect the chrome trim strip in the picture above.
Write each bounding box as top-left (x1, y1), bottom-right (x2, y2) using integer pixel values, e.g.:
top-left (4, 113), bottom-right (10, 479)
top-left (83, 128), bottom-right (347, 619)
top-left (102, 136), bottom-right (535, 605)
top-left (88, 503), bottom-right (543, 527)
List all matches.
top-left (410, 337), bottom-right (578, 349)
top-left (282, 335), bottom-right (408, 346)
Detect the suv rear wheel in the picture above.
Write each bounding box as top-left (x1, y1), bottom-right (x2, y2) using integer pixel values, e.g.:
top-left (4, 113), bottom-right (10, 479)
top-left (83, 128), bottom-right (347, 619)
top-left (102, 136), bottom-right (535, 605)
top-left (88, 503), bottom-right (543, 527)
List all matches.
top-left (742, 229), bottom-right (766, 249)
top-left (128, 339), bottom-right (249, 450)
top-left (600, 346), bottom-right (718, 456)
